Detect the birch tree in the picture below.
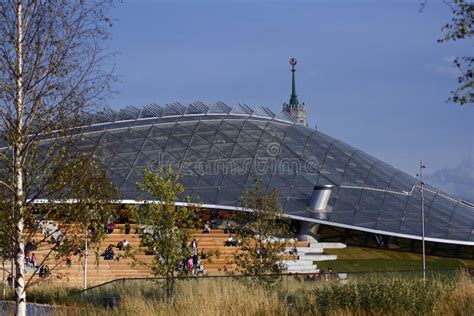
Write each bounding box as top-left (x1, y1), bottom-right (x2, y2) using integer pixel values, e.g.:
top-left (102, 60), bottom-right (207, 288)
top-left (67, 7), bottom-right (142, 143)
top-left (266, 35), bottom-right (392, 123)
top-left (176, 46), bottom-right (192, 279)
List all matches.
top-left (0, 1), bottom-right (116, 314)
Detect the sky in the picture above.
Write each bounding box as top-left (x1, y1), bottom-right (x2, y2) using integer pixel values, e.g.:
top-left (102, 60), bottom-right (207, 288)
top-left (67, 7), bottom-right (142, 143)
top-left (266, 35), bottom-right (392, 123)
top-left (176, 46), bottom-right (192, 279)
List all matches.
top-left (106, 0), bottom-right (473, 199)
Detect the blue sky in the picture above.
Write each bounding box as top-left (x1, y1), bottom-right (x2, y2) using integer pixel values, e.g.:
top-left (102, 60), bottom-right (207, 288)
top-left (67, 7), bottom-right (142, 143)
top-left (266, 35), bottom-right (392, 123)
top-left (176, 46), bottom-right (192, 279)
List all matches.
top-left (107, 0), bottom-right (473, 196)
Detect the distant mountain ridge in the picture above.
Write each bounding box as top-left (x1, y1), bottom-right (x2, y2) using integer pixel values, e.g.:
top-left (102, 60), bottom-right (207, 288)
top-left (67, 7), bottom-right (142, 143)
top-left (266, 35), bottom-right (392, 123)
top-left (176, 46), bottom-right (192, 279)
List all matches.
top-left (426, 157), bottom-right (474, 203)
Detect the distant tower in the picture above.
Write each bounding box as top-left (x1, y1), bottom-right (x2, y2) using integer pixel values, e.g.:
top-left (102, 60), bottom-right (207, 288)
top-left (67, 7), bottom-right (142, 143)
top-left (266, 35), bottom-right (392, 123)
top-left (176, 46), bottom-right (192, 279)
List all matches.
top-left (283, 57), bottom-right (307, 127)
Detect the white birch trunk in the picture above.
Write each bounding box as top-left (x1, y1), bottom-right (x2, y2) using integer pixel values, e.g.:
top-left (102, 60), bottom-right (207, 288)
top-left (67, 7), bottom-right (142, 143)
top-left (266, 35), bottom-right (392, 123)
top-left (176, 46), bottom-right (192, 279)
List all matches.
top-left (14, 1), bottom-right (27, 315)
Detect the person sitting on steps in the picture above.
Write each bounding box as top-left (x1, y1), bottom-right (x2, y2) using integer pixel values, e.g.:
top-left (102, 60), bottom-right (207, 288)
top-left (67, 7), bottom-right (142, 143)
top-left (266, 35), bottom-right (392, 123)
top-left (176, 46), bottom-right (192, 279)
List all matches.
top-left (200, 248), bottom-right (207, 259)
top-left (117, 240), bottom-right (124, 250)
top-left (123, 239), bottom-right (130, 249)
top-left (103, 244), bottom-right (115, 260)
top-left (125, 222), bottom-right (131, 234)
top-left (107, 222), bottom-right (115, 234)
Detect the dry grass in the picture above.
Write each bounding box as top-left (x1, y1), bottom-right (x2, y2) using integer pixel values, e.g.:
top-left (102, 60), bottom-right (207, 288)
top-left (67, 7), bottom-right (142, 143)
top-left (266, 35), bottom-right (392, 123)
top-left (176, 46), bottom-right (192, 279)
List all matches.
top-left (436, 273), bottom-right (474, 315)
top-left (51, 278), bottom-right (289, 316)
top-left (11, 272), bottom-right (474, 315)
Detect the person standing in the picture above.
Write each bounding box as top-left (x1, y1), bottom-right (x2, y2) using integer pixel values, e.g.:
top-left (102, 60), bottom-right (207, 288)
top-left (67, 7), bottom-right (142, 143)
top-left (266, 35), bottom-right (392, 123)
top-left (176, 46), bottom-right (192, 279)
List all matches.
top-left (187, 257), bottom-right (193, 275)
top-left (191, 239), bottom-right (198, 255)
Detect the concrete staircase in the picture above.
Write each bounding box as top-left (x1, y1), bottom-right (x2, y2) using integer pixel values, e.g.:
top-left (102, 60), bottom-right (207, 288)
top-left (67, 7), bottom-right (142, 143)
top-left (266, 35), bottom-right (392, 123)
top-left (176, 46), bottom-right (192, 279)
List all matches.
top-left (283, 241), bottom-right (346, 274)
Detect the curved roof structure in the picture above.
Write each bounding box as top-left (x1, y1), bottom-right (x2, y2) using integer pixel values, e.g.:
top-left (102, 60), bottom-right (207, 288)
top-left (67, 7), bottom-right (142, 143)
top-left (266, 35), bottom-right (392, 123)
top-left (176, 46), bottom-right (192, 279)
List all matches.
top-left (5, 102), bottom-right (473, 245)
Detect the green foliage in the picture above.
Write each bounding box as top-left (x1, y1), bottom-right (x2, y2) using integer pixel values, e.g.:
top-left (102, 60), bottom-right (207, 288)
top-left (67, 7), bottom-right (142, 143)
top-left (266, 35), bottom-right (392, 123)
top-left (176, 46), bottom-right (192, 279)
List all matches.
top-left (234, 178), bottom-right (292, 286)
top-left (129, 168), bottom-right (198, 298)
top-left (31, 154), bottom-right (119, 258)
top-left (0, 151), bottom-right (119, 284)
top-left (438, 0), bottom-right (473, 105)
top-left (295, 276), bottom-right (456, 315)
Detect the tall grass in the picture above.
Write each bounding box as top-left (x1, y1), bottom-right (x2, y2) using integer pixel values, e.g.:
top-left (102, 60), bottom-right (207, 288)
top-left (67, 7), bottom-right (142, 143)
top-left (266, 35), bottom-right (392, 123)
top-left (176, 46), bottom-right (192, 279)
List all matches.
top-left (11, 272), bottom-right (474, 315)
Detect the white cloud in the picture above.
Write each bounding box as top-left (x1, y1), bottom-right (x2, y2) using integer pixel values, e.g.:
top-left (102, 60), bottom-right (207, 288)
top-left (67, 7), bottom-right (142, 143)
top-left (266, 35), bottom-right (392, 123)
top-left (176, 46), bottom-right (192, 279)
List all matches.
top-left (426, 56), bottom-right (461, 77)
top-left (426, 157), bottom-right (474, 202)
top-left (433, 65), bottom-right (460, 76)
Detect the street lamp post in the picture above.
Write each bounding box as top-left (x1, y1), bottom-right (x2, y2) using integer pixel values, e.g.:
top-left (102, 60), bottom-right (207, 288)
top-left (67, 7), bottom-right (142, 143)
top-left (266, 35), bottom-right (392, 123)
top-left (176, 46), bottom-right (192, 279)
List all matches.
top-left (83, 227), bottom-right (88, 290)
top-left (417, 160), bottom-right (426, 281)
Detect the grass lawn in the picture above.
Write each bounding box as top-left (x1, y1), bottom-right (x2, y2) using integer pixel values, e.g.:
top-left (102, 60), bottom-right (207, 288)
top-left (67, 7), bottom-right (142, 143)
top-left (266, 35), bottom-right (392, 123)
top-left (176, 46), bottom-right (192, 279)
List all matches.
top-left (318, 246), bottom-right (474, 272)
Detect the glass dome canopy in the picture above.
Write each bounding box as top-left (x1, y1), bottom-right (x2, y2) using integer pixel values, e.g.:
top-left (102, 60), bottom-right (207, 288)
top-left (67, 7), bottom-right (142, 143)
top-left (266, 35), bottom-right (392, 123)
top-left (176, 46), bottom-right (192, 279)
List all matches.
top-left (4, 102), bottom-right (473, 245)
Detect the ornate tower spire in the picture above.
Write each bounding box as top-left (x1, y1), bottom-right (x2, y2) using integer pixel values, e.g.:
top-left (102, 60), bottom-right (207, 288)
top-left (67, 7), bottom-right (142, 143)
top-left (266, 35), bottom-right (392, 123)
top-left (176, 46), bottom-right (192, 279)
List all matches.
top-left (283, 57), bottom-right (308, 127)
top-left (289, 57), bottom-right (299, 109)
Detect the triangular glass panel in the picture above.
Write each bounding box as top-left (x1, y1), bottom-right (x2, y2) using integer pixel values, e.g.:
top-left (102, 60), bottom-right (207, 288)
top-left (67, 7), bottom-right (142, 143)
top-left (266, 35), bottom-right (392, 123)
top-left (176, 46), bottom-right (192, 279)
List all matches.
top-left (116, 151), bottom-right (139, 165)
top-left (76, 134), bottom-right (99, 149)
top-left (252, 106), bottom-right (273, 118)
top-left (196, 120), bottom-right (221, 132)
top-left (191, 101), bottom-right (209, 112)
top-left (148, 124), bottom-right (174, 139)
top-left (289, 186), bottom-right (313, 199)
top-left (285, 199), bottom-right (309, 214)
top-left (180, 174), bottom-right (200, 187)
top-left (230, 103), bottom-right (253, 115)
top-left (208, 103), bottom-right (228, 114)
top-left (220, 175), bottom-right (248, 188)
top-left (94, 145), bottom-right (115, 166)
top-left (134, 151), bottom-right (153, 168)
top-left (162, 104), bottom-right (182, 116)
top-left (399, 221), bottom-right (422, 236)
top-left (165, 135), bottom-right (191, 151)
top-left (292, 175), bottom-right (315, 188)
top-left (189, 134), bottom-right (212, 147)
top-left (263, 106), bottom-right (275, 117)
top-left (120, 178), bottom-right (140, 192)
top-left (242, 120), bottom-right (264, 131)
top-left (353, 212), bottom-right (378, 227)
top-left (182, 147), bottom-right (203, 162)
top-left (269, 174), bottom-right (294, 188)
top-left (97, 107), bottom-right (116, 122)
top-left (109, 154), bottom-right (132, 169)
top-left (127, 106), bottom-right (141, 119)
top-left (116, 108), bottom-right (135, 121)
top-left (217, 129), bottom-right (240, 142)
top-left (108, 169), bottom-right (128, 186)
top-left (275, 111), bottom-right (295, 123)
top-left (237, 142), bottom-right (258, 157)
top-left (147, 104), bottom-right (164, 116)
top-left (207, 146), bottom-right (227, 160)
top-left (125, 167), bottom-right (144, 182)
top-left (173, 102), bottom-right (187, 114)
top-left (185, 103), bottom-right (205, 115)
top-left (142, 139), bottom-right (165, 152)
top-left (140, 105), bottom-right (159, 118)
top-left (213, 130), bottom-right (236, 144)
top-left (172, 125), bottom-right (194, 136)
top-left (216, 102), bottom-right (231, 113)
top-left (193, 189), bottom-right (218, 203)
top-left (214, 143), bottom-right (234, 158)
top-left (216, 189), bottom-right (241, 205)
top-left (131, 125), bottom-right (153, 138)
top-left (219, 120), bottom-right (245, 131)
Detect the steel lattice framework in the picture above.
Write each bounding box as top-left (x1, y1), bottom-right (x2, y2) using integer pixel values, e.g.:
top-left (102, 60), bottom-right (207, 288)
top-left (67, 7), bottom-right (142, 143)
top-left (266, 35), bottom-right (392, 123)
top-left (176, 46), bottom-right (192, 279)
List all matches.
top-left (1, 102), bottom-right (473, 245)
